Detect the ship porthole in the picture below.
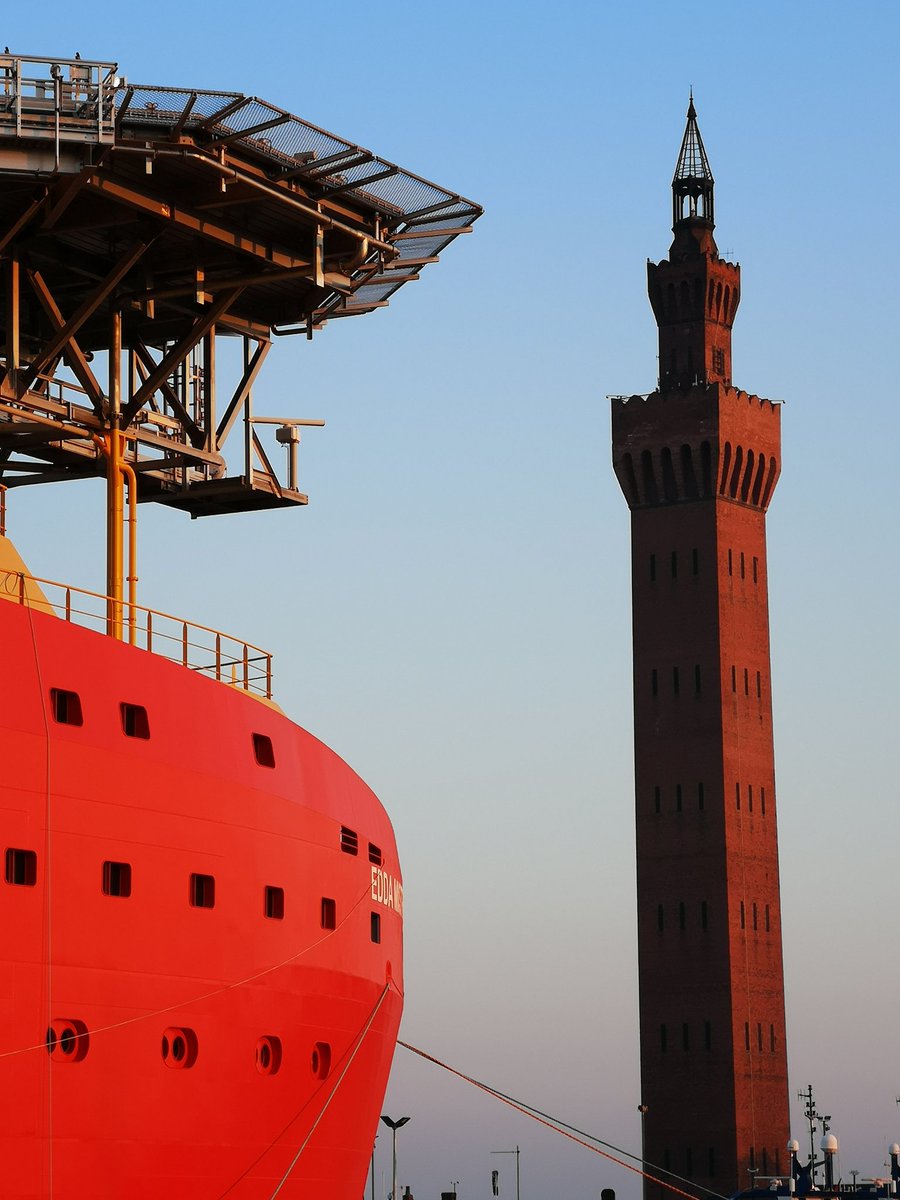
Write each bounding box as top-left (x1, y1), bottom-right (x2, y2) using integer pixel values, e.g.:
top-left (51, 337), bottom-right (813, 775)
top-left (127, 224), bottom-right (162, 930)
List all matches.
top-left (46, 1018), bottom-right (89, 1062)
top-left (162, 1026), bottom-right (198, 1069)
top-left (311, 1041), bottom-right (331, 1079)
top-left (256, 1035), bottom-right (282, 1076)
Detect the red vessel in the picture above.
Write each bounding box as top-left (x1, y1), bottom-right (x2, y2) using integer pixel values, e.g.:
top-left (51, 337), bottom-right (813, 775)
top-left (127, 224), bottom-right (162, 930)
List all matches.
top-left (0, 53), bottom-right (480, 1198)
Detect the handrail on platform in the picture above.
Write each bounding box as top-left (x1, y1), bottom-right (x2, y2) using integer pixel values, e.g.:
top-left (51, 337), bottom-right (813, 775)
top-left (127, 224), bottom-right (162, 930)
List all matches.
top-left (0, 568), bottom-right (273, 699)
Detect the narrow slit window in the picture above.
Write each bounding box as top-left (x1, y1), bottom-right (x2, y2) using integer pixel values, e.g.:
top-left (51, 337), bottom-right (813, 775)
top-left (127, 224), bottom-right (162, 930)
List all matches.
top-left (697, 781), bottom-right (705, 811)
top-left (649, 553), bottom-right (656, 582)
top-left (660, 1023), bottom-right (667, 1052)
top-left (102, 860), bottom-right (132, 898)
top-left (120, 703), bottom-right (150, 739)
top-left (752, 902), bottom-right (758, 930)
top-left (678, 901), bottom-right (685, 930)
top-left (757, 1023), bottom-right (763, 1051)
top-left (321, 897), bottom-right (336, 930)
top-left (654, 786), bottom-right (661, 814)
top-left (368, 842), bottom-right (383, 866)
top-left (672, 666), bottom-right (680, 696)
top-left (756, 671), bottom-right (762, 698)
top-left (692, 548), bottom-right (699, 575)
top-left (753, 556), bottom-right (759, 583)
top-left (682, 1023), bottom-right (689, 1051)
top-left (704, 1020), bottom-right (711, 1050)
top-left (770, 1023), bottom-right (776, 1052)
top-left (51, 688), bottom-right (82, 727)
top-left (252, 733), bottom-right (276, 768)
top-left (651, 669), bottom-right (658, 698)
top-left (761, 787), bottom-right (766, 815)
top-left (700, 900), bottom-right (708, 930)
top-left (5, 848), bottom-right (36, 887)
top-left (264, 885), bottom-right (284, 920)
top-left (675, 784), bottom-right (682, 812)
top-left (657, 904), bottom-right (664, 932)
top-left (744, 667), bottom-right (749, 696)
top-left (740, 900), bottom-right (745, 929)
top-left (740, 551), bottom-right (746, 579)
top-left (694, 664), bottom-right (702, 695)
top-left (189, 873), bottom-right (215, 909)
top-left (370, 911), bottom-right (382, 944)
top-left (731, 665), bottom-right (737, 693)
top-left (670, 550), bottom-right (677, 579)
top-left (744, 1021), bottom-right (750, 1050)
top-left (748, 785), bottom-right (753, 812)
top-left (727, 549), bottom-right (733, 576)
top-left (736, 782), bottom-right (741, 810)
top-left (765, 904), bottom-right (771, 932)
top-left (340, 826), bottom-right (359, 855)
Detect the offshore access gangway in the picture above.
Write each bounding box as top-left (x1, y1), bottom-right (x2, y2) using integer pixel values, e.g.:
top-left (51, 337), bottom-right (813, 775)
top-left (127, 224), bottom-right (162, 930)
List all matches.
top-left (0, 52), bottom-right (480, 631)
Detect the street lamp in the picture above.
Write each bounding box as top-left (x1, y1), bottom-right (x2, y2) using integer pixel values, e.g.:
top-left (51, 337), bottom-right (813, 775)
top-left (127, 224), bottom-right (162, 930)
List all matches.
top-left (491, 1147), bottom-right (521, 1200)
top-left (381, 1114), bottom-right (411, 1200)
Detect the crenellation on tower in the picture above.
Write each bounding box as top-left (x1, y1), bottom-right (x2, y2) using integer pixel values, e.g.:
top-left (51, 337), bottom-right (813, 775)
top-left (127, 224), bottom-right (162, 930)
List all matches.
top-left (612, 100), bottom-right (789, 1200)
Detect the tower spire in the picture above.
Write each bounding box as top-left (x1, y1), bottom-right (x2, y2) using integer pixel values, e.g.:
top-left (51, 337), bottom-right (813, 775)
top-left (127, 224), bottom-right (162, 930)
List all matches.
top-left (672, 96), bottom-right (714, 230)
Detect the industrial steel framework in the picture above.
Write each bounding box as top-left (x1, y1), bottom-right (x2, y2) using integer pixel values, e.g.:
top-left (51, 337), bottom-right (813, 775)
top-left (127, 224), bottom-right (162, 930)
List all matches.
top-left (0, 53), bottom-right (481, 634)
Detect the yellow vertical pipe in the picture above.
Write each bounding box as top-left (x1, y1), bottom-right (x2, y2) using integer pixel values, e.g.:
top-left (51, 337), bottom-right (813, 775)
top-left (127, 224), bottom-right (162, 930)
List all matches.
top-left (107, 310), bottom-right (124, 639)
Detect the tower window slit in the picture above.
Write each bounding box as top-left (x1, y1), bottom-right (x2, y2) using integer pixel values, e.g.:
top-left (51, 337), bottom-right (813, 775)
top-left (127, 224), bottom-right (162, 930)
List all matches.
top-left (652, 669), bottom-right (658, 698)
top-left (761, 787), bottom-right (766, 815)
top-left (700, 900), bottom-right (708, 930)
top-left (744, 667), bottom-right (749, 695)
top-left (727, 548), bottom-right (733, 576)
top-left (756, 671), bottom-right (762, 698)
top-left (744, 1021), bottom-right (750, 1050)
top-left (770, 1023), bottom-right (776, 1052)
top-left (750, 1147), bottom-right (756, 1169)
top-left (678, 901), bottom-right (685, 930)
top-left (740, 551), bottom-right (745, 578)
top-left (740, 900), bottom-right (745, 929)
top-left (694, 664), bottom-right (701, 695)
top-left (670, 549), bottom-right (677, 579)
top-left (682, 1023), bottom-right (689, 1051)
top-left (757, 1023), bottom-right (763, 1051)
top-left (654, 785), bottom-right (661, 814)
top-left (698, 781), bottom-right (704, 811)
top-left (650, 553), bottom-right (656, 582)
top-left (672, 666), bottom-right (679, 696)
top-left (704, 1020), bottom-right (711, 1050)
top-left (753, 556), bottom-right (759, 583)
top-left (675, 784), bottom-right (682, 812)
top-left (657, 904), bottom-right (664, 932)
top-left (731, 665), bottom-right (736, 693)
top-left (748, 785), bottom-right (753, 812)
top-left (736, 782), bottom-right (741, 810)
top-left (692, 547), bottom-right (699, 575)
top-left (762, 1148), bottom-right (768, 1173)
top-left (752, 902), bottom-right (758, 930)
top-left (765, 904), bottom-right (770, 932)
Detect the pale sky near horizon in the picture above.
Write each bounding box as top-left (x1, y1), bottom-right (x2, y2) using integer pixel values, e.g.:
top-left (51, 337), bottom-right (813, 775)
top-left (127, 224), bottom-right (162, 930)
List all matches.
top-left (4, 3), bottom-right (900, 1197)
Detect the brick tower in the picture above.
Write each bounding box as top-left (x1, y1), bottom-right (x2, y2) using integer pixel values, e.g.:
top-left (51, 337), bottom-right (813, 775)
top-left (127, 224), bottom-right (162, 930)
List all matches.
top-left (611, 101), bottom-right (790, 1199)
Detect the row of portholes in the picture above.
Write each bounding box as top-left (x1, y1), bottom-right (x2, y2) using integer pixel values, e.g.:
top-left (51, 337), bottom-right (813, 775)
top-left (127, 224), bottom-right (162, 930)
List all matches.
top-left (48, 689), bottom-right (277, 769)
top-left (47, 1020), bottom-right (331, 1079)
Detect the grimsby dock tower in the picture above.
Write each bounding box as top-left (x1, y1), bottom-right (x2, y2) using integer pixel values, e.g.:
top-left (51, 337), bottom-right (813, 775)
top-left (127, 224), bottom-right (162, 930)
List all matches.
top-left (611, 102), bottom-right (790, 1199)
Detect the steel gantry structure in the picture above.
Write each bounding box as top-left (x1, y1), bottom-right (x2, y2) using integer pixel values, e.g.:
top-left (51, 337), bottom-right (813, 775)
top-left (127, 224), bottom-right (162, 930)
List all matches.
top-left (0, 53), bottom-right (481, 631)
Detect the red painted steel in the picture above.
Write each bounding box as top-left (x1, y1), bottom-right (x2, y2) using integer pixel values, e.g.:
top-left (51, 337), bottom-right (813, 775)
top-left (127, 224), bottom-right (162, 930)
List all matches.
top-left (0, 597), bottom-right (402, 1199)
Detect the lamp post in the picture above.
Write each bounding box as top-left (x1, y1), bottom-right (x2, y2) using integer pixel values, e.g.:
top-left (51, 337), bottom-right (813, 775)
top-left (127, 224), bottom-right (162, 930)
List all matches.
top-left (380, 1114), bottom-right (410, 1200)
top-left (491, 1147), bottom-right (521, 1200)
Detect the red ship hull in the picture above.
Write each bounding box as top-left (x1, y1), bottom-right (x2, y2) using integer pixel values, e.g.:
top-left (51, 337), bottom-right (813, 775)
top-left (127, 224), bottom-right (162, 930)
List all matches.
top-left (0, 595), bottom-right (403, 1198)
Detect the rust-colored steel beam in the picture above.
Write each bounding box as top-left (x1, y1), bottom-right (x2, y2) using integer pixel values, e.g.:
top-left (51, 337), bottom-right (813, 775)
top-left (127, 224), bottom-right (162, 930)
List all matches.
top-left (215, 340), bottom-right (270, 445)
top-left (24, 240), bottom-right (151, 386)
top-left (131, 340), bottom-right (204, 447)
top-left (121, 287), bottom-right (242, 428)
top-left (26, 269), bottom-right (107, 414)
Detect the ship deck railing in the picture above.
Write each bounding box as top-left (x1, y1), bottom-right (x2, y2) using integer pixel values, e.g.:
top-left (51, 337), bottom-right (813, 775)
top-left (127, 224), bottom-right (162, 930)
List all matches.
top-left (0, 568), bottom-right (273, 699)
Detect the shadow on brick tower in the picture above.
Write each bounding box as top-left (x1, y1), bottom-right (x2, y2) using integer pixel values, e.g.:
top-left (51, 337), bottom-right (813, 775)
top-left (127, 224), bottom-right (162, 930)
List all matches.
top-left (611, 99), bottom-right (790, 1200)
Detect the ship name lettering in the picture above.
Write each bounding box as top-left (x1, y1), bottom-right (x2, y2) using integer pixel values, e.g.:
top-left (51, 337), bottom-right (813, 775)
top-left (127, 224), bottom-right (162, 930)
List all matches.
top-left (371, 866), bottom-right (403, 916)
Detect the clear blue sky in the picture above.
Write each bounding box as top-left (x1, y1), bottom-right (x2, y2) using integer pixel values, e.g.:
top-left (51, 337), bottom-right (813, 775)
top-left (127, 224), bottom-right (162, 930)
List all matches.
top-left (6, 2), bottom-right (900, 1196)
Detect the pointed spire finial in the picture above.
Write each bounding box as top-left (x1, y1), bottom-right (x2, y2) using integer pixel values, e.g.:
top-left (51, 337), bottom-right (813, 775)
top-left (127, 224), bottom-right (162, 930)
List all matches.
top-left (672, 96), bottom-right (714, 230)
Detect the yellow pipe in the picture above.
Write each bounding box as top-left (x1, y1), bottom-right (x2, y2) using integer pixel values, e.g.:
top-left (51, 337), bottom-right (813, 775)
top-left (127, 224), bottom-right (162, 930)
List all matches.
top-left (94, 432), bottom-right (137, 642)
top-left (119, 457), bottom-right (138, 646)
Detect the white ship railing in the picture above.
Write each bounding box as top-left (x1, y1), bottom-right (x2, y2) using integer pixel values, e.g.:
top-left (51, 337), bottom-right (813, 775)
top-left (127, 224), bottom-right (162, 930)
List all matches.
top-left (0, 569), bottom-right (273, 699)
